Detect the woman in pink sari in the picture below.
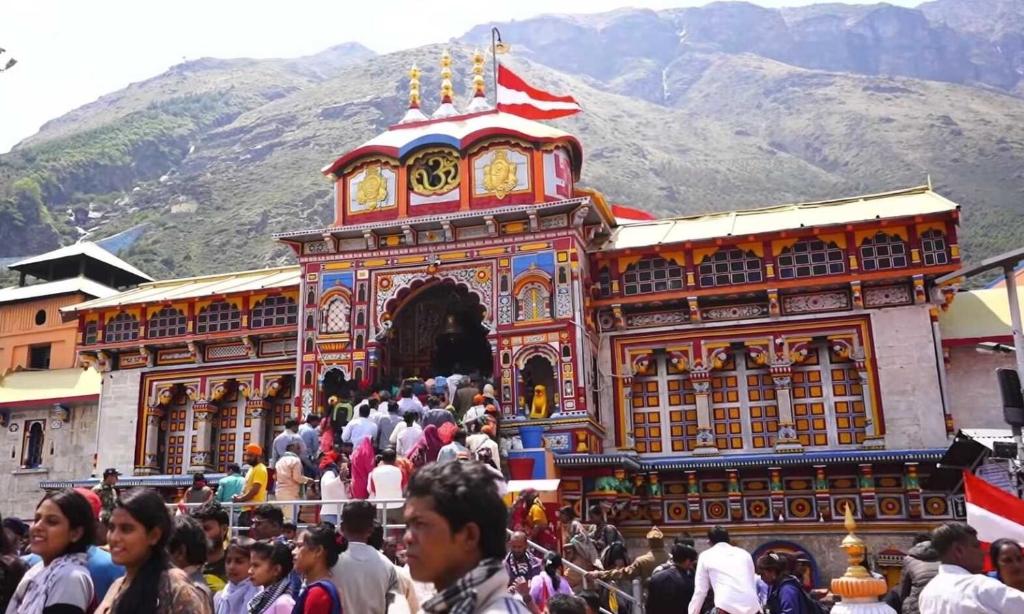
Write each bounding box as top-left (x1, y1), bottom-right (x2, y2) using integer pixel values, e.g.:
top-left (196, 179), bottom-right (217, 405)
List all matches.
top-left (406, 424), bottom-right (444, 468)
top-left (348, 437), bottom-right (374, 499)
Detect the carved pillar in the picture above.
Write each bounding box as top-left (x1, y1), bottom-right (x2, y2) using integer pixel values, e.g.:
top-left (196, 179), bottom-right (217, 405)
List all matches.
top-left (246, 397), bottom-right (270, 453)
top-left (686, 470), bottom-right (702, 523)
top-left (771, 360), bottom-right (802, 452)
top-left (691, 368), bottom-right (718, 455)
top-left (855, 346), bottom-right (885, 449)
top-left (189, 399), bottom-right (218, 473)
top-left (859, 463), bottom-right (877, 519)
top-left (727, 468), bottom-right (743, 521)
top-left (814, 464), bottom-right (831, 521)
top-left (904, 462), bottom-right (922, 518)
top-left (769, 466), bottom-right (785, 521)
top-left (138, 404), bottom-right (165, 476)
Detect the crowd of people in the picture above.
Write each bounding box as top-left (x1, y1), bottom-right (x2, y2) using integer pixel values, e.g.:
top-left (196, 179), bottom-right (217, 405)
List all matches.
top-left (0, 376), bottom-right (1022, 613)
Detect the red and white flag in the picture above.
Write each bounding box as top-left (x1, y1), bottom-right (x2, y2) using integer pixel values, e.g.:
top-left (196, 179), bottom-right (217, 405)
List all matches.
top-left (497, 64), bottom-right (581, 120)
top-left (963, 470), bottom-right (1024, 546)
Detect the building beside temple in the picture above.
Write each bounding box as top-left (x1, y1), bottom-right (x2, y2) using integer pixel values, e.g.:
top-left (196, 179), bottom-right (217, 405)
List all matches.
top-left (0, 243), bottom-right (150, 515)
top-left (54, 52), bottom-right (992, 580)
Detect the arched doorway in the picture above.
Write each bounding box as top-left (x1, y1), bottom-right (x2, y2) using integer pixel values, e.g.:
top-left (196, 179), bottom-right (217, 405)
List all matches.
top-left (383, 282), bottom-right (492, 382)
top-left (521, 354), bottom-right (556, 417)
top-left (320, 367), bottom-right (350, 410)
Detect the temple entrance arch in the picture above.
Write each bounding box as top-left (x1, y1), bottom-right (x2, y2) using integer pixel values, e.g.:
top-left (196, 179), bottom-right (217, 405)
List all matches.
top-left (516, 346), bottom-right (558, 418)
top-left (382, 281), bottom-right (492, 382)
top-left (320, 366), bottom-right (350, 410)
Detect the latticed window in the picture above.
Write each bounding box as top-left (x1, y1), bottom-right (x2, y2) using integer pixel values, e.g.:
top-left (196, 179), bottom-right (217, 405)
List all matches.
top-left (251, 296), bottom-right (297, 328)
top-left (791, 345), bottom-right (867, 447)
top-left (105, 312), bottom-right (139, 342)
top-left (778, 239), bottom-right (845, 279)
top-left (921, 229), bottom-right (950, 266)
top-left (516, 282), bottom-right (550, 321)
top-left (197, 301), bottom-right (241, 333)
top-left (148, 307), bottom-right (187, 339)
top-left (629, 354), bottom-right (697, 454)
top-left (83, 321), bottom-right (98, 345)
top-left (860, 232), bottom-right (907, 271)
top-left (792, 348), bottom-right (829, 447)
top-left (321, 297), bottom-right (350, 333)
top-left (710, 355), bottom-right (744, 451)
top-left (622, 258), bottom-right (683, 296)
top-left (699, 248), bottom-right (763, 287)
top-left (597, 267), bottom-right (612, 298)
top-left (830, 357), bottom-right (867, 445)
top-left (746, 367), bottom-right (778, 449)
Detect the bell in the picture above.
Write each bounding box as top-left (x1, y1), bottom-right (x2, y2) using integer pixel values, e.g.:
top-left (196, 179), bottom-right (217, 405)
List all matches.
top-left (441, 313), bottom-right (464, 338)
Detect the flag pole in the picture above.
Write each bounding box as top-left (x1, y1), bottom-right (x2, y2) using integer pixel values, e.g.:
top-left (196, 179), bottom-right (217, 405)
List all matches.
top-left (490, 27), bottom-right (508, 105)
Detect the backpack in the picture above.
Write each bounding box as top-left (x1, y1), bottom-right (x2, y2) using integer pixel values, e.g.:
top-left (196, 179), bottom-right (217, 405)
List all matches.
top-left (769, 576), bottom-right (828, 614)
top-left (293, 579), bottom-right (342, 614)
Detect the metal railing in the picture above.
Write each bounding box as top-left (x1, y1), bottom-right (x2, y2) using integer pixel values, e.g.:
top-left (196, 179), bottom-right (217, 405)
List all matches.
top-left (506, 529), bottom-right (644, 614)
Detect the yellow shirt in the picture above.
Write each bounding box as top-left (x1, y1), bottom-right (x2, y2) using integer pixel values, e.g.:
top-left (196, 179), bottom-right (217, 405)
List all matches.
top-left (243, 462), bottom-right (268, 510)
top-left (528, 501), bottom-right (548, 528)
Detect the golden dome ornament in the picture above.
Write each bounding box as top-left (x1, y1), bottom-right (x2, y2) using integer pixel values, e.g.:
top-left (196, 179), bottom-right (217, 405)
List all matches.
top-left (828, 504), bottom-right (896, 614)
top-left (482, 149), bottom-right (518, 198)
top-left (355, 165), bottom-right (389, 209)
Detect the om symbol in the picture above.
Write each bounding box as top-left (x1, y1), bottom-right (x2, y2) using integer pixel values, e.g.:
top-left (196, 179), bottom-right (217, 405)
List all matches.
top-left (409, 150), bottom-right (460, 195)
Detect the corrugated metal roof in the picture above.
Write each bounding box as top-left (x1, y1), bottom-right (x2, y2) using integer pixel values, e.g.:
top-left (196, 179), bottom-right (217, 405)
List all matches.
top-left (939, 286), bottom-right (1024, 341)
top-left (0, 277), bottom-right (119, 305)
top-left (61, 266), bottom-right (300, 314)
top-left (9, 242), bottom-right (153, 281)
top-left (0, 367), bottom-right (101, 406)
top-left (603, 186), bottom-right (957, 250)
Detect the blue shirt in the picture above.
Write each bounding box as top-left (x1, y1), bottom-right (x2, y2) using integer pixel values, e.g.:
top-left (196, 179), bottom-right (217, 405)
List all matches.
top-left (215, 473), bottom-right (246, 503)
top-left (22, 545), bottom-right (125, 602)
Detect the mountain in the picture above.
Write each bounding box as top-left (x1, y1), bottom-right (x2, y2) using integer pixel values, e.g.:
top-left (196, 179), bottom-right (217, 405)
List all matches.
top-left (1, 0), bottom-right (1023, 283)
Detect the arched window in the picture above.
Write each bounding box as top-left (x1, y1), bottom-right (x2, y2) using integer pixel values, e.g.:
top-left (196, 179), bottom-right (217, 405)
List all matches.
top-left (105, 312), bottom-right (140, 342)
top-left (778, 239), bottom-right (845, 280)
top-left (921, 229), bottom-right (950, 266)
top-left (516, 282), bottom-right (551, 322)
top-left (304, 337), bottom-right (314, 353)
top-left (251, 296), bottom-right (298, 328)
top-left (860, 232), bottom-right (907, 271)
top-left (196, 301), bottom-right (241, 334)
top-left (148, 307), bottom-right (187, 339)
top-left (306, 288), bottom-right (316, 305)
top-left (22, 421), bottom-right (44, 468)
top-left (83, 321), bottom-right (99, 345)
top-left (597, 267), bottom-right (612, 298)
top-left (622, 258), bottom-right (684, 296)
top-left (321, 297), bottom-right (350, 333)
top-left (699, 248), bottom-right (763, 287)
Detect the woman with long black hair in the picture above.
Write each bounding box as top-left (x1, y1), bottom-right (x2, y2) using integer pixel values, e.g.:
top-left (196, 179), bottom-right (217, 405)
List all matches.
top-left (0, 513), bottom-right (27, 611)
top-left (6, 489), bottom-right (95, 614)
top-left (528, 551), bottom-right (573, 612)
top-left (95, 488), bottom-right (212, 614)
top-left (292, 523), bottom-right (344, 614)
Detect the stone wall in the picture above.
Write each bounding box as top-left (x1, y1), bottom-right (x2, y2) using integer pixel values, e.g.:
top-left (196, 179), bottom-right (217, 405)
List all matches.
top-left (95, 369), bottom-right (143, 475)
top-left (945, 346), bottom-right (1015, 429)
top-left (870, 306), bottom-right (948, 448)
top-left (0, 403), bottom-right (99, 519)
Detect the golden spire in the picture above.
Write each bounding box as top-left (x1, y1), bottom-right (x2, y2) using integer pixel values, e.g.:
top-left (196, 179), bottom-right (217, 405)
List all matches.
top-left (439, 49), bottom-right (454, 104)
top-left (408, 63), bottom-right (421, 109)
top-left (829, 504), bottom-right (889, 603)
top-left (472, 48), bottom-right (485, 98)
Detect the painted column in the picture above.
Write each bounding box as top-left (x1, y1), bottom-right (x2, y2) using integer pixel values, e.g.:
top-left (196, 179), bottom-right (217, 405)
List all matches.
top-left (904, 462), bottom-right (922, 518)
top-left (727, 468), bottom-right (743, 521)
top-left (769, 466), bottom-right (785, 521)
top-left (814, 464), bottom-right (831, 521)
top-left (691, 367), bottom-right (718, 455)
top-left (859, 463), bottom-right (877, 519)
top-left (855, 346), bottom-right (885, 449)
top-left (189, 399), bottom-right (217, 473)
top-left (686, 470), bottom-right (702, 523)
top-left (246, 398), bottom-right (270, 452)
top-left (771, 360), bottom-right (802, 452)
top-left (138, 404), bottom-right (165, 475)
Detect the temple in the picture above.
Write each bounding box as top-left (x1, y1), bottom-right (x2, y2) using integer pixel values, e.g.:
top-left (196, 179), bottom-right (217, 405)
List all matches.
top-left (8, 51), bottom-right (995, 581)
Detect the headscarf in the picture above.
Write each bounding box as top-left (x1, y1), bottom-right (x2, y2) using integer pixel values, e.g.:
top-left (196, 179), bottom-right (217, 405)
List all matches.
top-left (319, 450), bottom-right (340, 472)
top-left (438, 422), bottom-right (458, 445)
top-left (349, 438), bottom-right (374, 499)
top-left (408, 425), bottom-right (444, 464)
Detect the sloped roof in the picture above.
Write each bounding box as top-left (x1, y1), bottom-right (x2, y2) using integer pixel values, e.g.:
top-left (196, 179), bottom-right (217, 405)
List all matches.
top-left (939, 286), bottom-right (1024, 341)
top-left (603, 186), bottom-right (958, 251)
top-left (8, 242), bottom-right (153, 284)
top-left (322, 110), bottom-right (582, 177)
top-left (0, 367), bottom-right (101, 407)
top-left (0, 277), bottom-right (119, 306)
top-left (62, 266), bottom-right (300, 314)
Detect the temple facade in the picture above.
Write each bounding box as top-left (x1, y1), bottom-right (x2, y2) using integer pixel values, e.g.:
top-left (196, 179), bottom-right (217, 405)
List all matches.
top-left (45, 53), bottom-right (989, 581)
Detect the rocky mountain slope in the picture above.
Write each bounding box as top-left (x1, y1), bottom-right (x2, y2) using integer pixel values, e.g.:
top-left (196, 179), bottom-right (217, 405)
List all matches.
top-left (1, 0), bottom-right (1023, 281)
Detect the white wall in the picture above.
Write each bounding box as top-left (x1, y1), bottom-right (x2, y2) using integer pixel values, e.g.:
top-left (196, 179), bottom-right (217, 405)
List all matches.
top-left (94, 369), bottom-right (142, 475)
top-left (870, 305), bottom-right (948, 448)
top-left (945, 346), bottom-right (1014, 429)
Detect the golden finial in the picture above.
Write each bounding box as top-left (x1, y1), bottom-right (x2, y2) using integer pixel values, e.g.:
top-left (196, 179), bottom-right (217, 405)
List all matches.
top-left (829, 503), bottom-right (889, 603)
top-left (408, 63), bottom-right (421, 109)
top-left (472, 48), bottom-right (486, 98)
top-left (439, 49), bottom-right (454, 103)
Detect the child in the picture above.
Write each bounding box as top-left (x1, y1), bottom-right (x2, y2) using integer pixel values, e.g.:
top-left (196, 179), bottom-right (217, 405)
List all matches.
top-left (292, 523), bottom-right (344, 614)
top-left (247, 541), bottom-right (295, 614)
top-left (213, 537), bottom-right (259, 614)
top-left (282, 522), bottom-right (298, 542)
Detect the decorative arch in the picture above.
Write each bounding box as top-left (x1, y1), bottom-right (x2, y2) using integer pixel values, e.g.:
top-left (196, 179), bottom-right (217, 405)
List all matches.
top-left (196, 300), bottom-right (241, 334)
top-left (859, 231), bottom-right (908, 271)
top-left (777, 239), bottom-right (846, 279)
top-left (698, 247), bottom-right (763, 287)
top-left (105, 312), bottom-right (139, 342)
top-left (148, 307), bottom-right (187, 339)
top-left (513, 343), bottom-right (560, 370)
top-left (376, 270), bottom-right (493, 339)
top-left (320, 288), bottom-right (352, 335)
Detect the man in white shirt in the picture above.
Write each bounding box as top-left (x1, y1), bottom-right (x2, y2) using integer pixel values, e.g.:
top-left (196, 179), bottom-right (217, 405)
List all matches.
top-left (436, 429), bottom-right (469, 463)
top-left (688, 526), bottom-right (761, 614)
top-left (392, 412), bottom-right (423, 458)
top-left (397, 385), bottom-right (424, 416)
top-left (466, 421), bottom-right (499, 465)
top-left (274, 440), bottom-right (312, 523)
top-left (919, 521), bottom-right (1024, 613)
top-left (331, 500), bottom-right (399, 614)
top-left (369, 448), bottom-right (406, 525)
top-left (342, 403), bottom-right (379, 448)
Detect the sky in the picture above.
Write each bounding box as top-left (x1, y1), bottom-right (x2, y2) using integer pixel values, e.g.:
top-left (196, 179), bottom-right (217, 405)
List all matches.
top-left (0, 0), bottom-right (920, 153)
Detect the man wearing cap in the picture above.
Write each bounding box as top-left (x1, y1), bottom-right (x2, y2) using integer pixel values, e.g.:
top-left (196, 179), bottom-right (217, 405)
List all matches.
top-left (588, 526), bottom-right (670, 588)
top-left (92, 468), bottom-right (121, 517)
top-left (232, 444), bottom-right (268, 526)
top-left (461, 394), bottom-right (488, 427)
